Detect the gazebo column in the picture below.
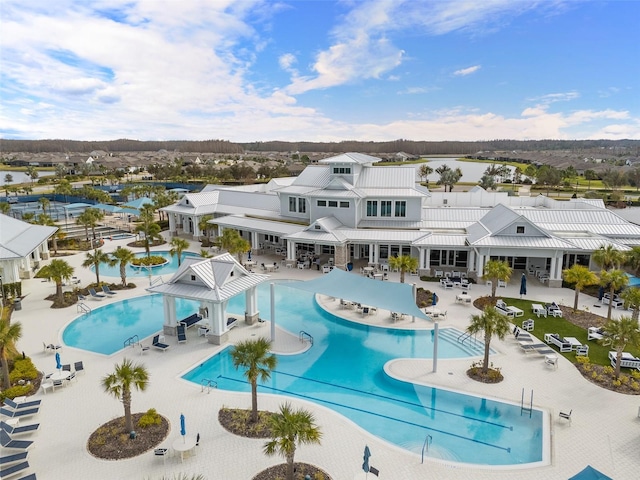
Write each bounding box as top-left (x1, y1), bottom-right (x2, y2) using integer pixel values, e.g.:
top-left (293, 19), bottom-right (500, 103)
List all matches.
top-left (162, 295), bottom-right (178, 336)
top-left (208, 301), bottom-right (229, 345)
top-left (245, 286), bottom-right (259, 325)
top-left (286, 240), bottom-right (295, 260)
top-left (168, 213), bottom-right (176, 236)
top-left (250, 232), bottom-right (259, 251)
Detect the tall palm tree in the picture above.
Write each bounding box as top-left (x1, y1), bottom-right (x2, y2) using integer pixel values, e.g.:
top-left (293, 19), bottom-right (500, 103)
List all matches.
top-left (466, 307), bottom-right (511, 374)
top-left (38, 197), bottom-right (50, 216)
top-left (198, 214), bottom-right (214, 243)
top-left (216, 228), bottom-right (251, 264)
top-left (482, 260), bottom-right (512, 301)
top-left (599, 269), bottom-right (629, 320)
top-left (418, 164), bottom-right (433, 185)
top-left (39, 259), bottom-right (74, 302)
top-left (592, 244), bottom-right (625, 270)
top-left (603, 316), bottom-right (640, 379)
top-left (102, 358), bottom-right (149, 433)
top-left (110, 247), bottom-right (136, 287)
top-left (82, 248), bottom-right (111, 285)
top-left (0, 320), bottom-right (22, 390)
top-left (134, 206), bottom-right (162, 257)
top-left (624, 246), bottom-right (640, 276)
top-left (230, 338), bottom-right (277, 423)
top-left (388, 255), bottom-right (419, 283)
top-left (620, 287), bottom-right (640, 321)
top-left (169, 237), bottom-right (190, 266)
top-left (263, 402), bottom-right (322, 480)
top-left (562, 264), bottom-right (599, 311)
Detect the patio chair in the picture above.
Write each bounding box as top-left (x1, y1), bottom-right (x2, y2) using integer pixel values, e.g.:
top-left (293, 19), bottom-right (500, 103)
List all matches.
top-left (226, 317), bottom-right (238, 330)
top-left (0, 451), bottom-right (28, 467)
top-left (78, 293), bottom-right (88, 302)
top-left (1, 420), bottom-right (40, 436)
top-left (152, 335), bottom-right (170, 352)
top-left (40, 379), bottom-right (54, 395)
top-left (62, 364), bottom-right (71, 372)
top-left (101, 285), bottom-right (117, 295)
top-left (0, 407), bottom-right (39, 419)
top-left (74, 361), bottom-right (85, 374)
top-left (154, 448), bottom-right (169, 464)
top-left (0, 461), bottom-right (30, 479)
top-left (177, 324), bottom-right (187, 344)
top-left (576, 345), bottom-right (589, 357)
top-left (0, 430), bottom-right (33, 450)
top-left (88, 288), bottom-right (105, 300)
top-left (559, 409), bottom-right (572, 424)
top-left (2, 399), bottom-right (41, 411)
top-left (139, 344), bottom-right (150, 355)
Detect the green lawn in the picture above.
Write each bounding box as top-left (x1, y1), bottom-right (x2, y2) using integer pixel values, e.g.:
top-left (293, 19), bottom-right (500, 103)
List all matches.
top-left (501, 297), bottom-right (640, 367)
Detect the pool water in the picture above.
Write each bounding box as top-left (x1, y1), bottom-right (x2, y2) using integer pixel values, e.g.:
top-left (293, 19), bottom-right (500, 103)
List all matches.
top-left (93, 250), bottom-right (200, 278)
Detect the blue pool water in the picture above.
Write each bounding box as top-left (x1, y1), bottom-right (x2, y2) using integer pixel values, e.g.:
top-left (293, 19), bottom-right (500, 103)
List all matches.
top-left (182, 283), bottom-right (545, 466)
top-left (93, 250), bottom-right (200, 278)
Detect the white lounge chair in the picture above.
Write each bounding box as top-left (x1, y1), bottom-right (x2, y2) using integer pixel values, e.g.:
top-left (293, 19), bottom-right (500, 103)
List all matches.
top-left (152, 335), bottom-right (170, 352)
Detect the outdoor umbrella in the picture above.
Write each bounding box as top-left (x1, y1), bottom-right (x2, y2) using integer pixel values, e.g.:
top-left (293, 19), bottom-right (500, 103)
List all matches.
top-left (55, 352), bottom-right (61, 370)
top-left (432, 292), bottom-right (438, 306)
top-left (180, 413), bottom-right (186, 442)
top-left (598, 286), bottom-right (605, 302)
top-left (362, 445), bottom-right (371, 475)
top-left (568, 465), bottom-right (613, 480)
top-left (248, 250), bottom-right (252, 261)
top-left (520, 273), bottom-right (527, 298)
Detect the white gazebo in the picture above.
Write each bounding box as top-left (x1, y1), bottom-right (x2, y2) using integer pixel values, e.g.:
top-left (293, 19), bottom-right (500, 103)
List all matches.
top-left (146, 253), bottom-right (269, 345)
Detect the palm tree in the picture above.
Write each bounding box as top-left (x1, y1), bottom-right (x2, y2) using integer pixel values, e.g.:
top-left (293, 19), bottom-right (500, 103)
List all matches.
top-left (216, 228), bottom-right (251, 264)
top-left (593, 244), bottom-right (625, 270)
top-left (110, 247), bottom-right (136, 287)
top-left (620, 287), bottom-right (640, 321)
top-left (35, 213), bottom-right (62, 254)
top-left (38, 197), bottom-right (50, 216)
top-left (134, 206), bottom-right (162, 258)
top-left (102, 358), bottom-right (149, 433)
top-left (199, 249), bottom-right (212, 258)
top-left (418, 164), bottom-right (433, 185)
top-left (82, 248), bottom-right (111, 285)
top-left (388, 255), bottom-right (419, 283)
top-left (0, 202), bottom-right (10, 215)
top-left (599, 269), bottom-right (629, 320)
top-left (198, 214), bottom-right (214, 243)
top-left (562, 265), bottom-right (599, 311)
top-left (482, 260), bottom-right (512, 301)
top-left (263, 402), bottom-right (322, 480)
top-left (169, 237), bottom-right (190, 266)
top-left (625, 246), bottom-right (640, 276)
top-left (230, 338), bottom-right (277, 423)
top-left (0, 320), bottom-right (22, 390)
top-left (602, 316), bottom-right (640, 379)
top-left (39, 259), bottom-right (74, 302)
top-left (466, 307), bottom-right (511, 374)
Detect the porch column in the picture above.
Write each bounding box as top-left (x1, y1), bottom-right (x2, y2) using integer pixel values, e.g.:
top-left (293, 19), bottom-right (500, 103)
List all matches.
top-left (162, 295), bottom-right (178, 336)
top-left (245, 286), bottom-right (259, 325)
top-left (476, 254), bottom-right (485, 278)
top-left (250, 232), bottom-right (260, 251)
top-left (168, 213), bottom-right (176, 234)
top-left (368, 244), bottom-right (375, 264)
top-left (286, 240), bottom-right (295, 260)
top-left (193, 216), bottom-right (201, 238)
top-left (208, 301), bottom-right (229, 345)
top-left (468, 250), bottom-right (475, 274)
top-left (374, 244), bottom-right (380, 264)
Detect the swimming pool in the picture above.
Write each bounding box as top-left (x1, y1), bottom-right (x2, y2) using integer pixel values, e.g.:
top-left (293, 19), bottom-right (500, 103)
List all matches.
top-left (92, 250), bottom-right (200, 278)
top-left (182, 283), bottom-right (546, 466)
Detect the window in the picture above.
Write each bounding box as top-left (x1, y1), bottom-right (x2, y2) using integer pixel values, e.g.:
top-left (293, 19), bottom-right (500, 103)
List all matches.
top-left (317, 200), bottom-right (326, 207)
top-left (339, 201), bottom-right (349, 208)
top-left (314, 225), bottom-right (321, 230)
top-left (298, 198), bottom-right (306, 213)
top-left (395, 201), bottom-right (406, 217)
top-left (289, 197), bottom-right (296, 212)
top-left (381, 201), bottom-right (392, 217)
top-left (366, 201), bottom-right (377, 217)
top-left (332, 167), bottom-right (351, 174)
top-left (190, 275), bottom-right (196, 281)
top-left (328, 201), bottom-right (338, 207)
top-left (516, 226), bottom-right (525, 234)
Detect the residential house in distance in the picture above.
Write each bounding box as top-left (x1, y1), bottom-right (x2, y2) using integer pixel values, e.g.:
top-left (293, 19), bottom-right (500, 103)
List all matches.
top-left (162, 153), bottom-right (640, 287)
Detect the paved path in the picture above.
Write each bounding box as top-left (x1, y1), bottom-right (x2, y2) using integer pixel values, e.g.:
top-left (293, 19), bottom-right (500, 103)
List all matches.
top-left (7, 234), bottom-right (639, 479)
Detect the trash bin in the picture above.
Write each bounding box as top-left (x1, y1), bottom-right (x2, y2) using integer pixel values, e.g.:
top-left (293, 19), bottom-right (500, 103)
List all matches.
top-left (13, 299), bottom-right (22, 311)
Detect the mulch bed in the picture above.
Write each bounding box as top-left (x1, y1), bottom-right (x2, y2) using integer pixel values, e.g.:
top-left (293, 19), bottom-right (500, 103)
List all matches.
top-left (87, 413), bottom-right (169, 460)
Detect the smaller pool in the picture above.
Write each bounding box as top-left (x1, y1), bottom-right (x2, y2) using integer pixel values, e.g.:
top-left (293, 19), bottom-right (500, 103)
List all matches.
top-left (93, 251), bottom-right (200, 278)
top-left (110, 233), bottom-right (136, 240)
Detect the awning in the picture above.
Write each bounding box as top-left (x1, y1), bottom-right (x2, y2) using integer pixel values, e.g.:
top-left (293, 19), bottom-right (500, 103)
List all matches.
top-left (92, 203), bottom-right (123, 213)
top-left (284, 268), bottom-right (430, 320)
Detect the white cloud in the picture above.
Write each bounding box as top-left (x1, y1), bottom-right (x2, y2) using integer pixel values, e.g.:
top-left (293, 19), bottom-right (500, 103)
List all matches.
top-left (453, 65), bottom-right (481, 76)
top-left (530, 91), bottom-right (580, 104)
top-left (279, 53), bottom-right (297, 71)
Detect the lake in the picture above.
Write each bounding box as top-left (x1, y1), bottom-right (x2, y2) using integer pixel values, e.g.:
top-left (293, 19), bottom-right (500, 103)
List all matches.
top-left (416, 158), bottom-right (516, 184)
top-left (0, 170), bottom-right (54, 186)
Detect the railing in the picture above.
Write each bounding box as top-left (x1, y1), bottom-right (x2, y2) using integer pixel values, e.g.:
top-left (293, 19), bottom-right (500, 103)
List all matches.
top-left (299, 330), bottom-right (314, 346)
top-left (201, 379), bottom-right (218, 393)
top-left (124, 335), bottom-right (139, 349)
top-left (76, 303), bottom-right (91, 314)
top-left (150, 276), bottom-right (164, 287)
top-left (421, 434), bottom-right (433, 464)
top-left (521, 388), bottom-right (533, 418)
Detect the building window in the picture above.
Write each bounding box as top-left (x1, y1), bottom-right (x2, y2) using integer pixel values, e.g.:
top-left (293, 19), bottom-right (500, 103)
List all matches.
top-left (395, 201), bottom-right (406, 217)
top-left (317, 200), bottom-right (327, 207)
top-left (366, 201), bottom-right (377, 217)
top-left (340, 201), bottom-right (349, 208)
top-left (332, 167), bottom-right (351, 174)
top-left (516, 226), bottom-right (525, 234)
top-left (289, 197), bottom-right (296, 212)
top-left (298, 198), bottom-right (306, 213)
top-left (190, 275), bottom-right (196, 281)
top-left (328, 200), bottom-right (338, 207)
top-left (381, 201), bottom-right (392, 217)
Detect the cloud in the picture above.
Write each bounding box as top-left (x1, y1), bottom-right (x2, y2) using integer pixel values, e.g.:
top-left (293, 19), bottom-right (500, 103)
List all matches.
top-left (279, 53), bottom-right (297, 71)
top-left (397, 86), bottom-right (439, 95)
top-left (530, 91), bottom-right (580, 104)
top-left (453, 65), bottom-right (481, 76)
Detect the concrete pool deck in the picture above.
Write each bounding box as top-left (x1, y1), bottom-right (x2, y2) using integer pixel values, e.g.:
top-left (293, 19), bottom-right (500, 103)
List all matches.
top-left (7, 233), bottom-right (640, 479)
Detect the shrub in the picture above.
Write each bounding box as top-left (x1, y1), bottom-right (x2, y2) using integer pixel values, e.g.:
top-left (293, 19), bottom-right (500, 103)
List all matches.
top-left (612, 379), bottom-right (622, 388)
top-left (137, 408), bottom-right (162, 428)
top-left (0, 384), bottom-right (34, 402)
top-left (576, 356), bottom-right (590, 365)
top-left (9, 358), bottom-right (38, 383)
top-left (631, 370), bottom-right (640, 380)
top-left (131, 255), bottom-right (166, 267)
top-left (602, 366), bottom-right (614, 377)
top-left (630, 381), bottom-right (640, 391)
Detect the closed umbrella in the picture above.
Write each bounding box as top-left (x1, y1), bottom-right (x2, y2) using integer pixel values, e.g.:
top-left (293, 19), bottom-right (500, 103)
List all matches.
top-left (520, 273), bottom-right (527, 298)
top-left (247, 250), bottom-right (252, 261)
top-left (432, 292), bottom-right (438, 306)
top-left (362, 445), bottom-right (371, 475)
top-left (55, 352), bottom-right (61, 370)
top-left (180, 413), bottom-right (186, 440)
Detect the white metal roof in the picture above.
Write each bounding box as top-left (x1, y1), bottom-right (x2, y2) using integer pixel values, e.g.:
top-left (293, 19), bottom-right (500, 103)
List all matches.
top-left (319, 152), bottom-right (382, 165)
top-left (471, 236), bottom-right (576, 249)
top-left (0, 214), bottom-right (57, 260)
top-left (212, 215), bottom-right (306, 236)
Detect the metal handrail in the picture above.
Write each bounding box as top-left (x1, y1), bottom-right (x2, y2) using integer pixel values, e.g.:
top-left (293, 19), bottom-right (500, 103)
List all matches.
top-left (124, 334), bottom-right (139, 349)
top-left (421, 434), bottom-right (433, 463)
top-left (299, 330), bottom-right (314, 345)
top-left (76, 303), bottom-right (91, 314)
top-left (201, 379), bottom-right (218, 393)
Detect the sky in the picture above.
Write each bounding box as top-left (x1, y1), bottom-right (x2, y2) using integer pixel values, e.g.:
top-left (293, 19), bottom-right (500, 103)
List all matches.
top-left (1, 0), bottom-right (639, 142)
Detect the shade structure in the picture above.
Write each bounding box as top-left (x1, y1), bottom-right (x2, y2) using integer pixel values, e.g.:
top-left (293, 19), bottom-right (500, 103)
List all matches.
top-left (55, 352), bottom-right (61, 370)
top-left (122, 197), bottom-right (153, 210)
top-left (362, 445), bottom-right (371, 473)
top-left (520, 273), bottom-right (527, 297)
top-left (92, 203), bottom-right (123, 213)
top-left (568, 465), bottom-right (613, 480)
top-left (180, 413), bottom-right (186, 438)
top-left (432, 292), bottom-right (438, 306)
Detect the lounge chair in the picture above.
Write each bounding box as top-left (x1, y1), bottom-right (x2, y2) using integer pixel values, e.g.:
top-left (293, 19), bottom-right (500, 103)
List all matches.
top-left (0, 430), bottom-right (33, 450)
top-left (177, 324), bottom-right (187, 344)
top-left (519, 343), bottom-right (547, 354)
top-left (545, 333), bottom-right (572, 353)
top-left (2, 399), bottom-right (41, 411)
top-left (152, 335), bottom-right (170, 352)
top-left (226, 317), bottom-right (238, 330)
top-left (1, 420), bottom-right (40, 436)
top-left (78, 294), bottom-right (88, 302)
top-left (42, 342), bottom-right (61, 353)
top-left (101, 285), bottom-right (117, 296)
top-left (15, 474), bottom-right (36, 480)
top-left (88, 288), bottom-right (105, 300)
top-left (0, 407), bottom-right (39, 419)
top-left (0, 451), bottom-right (28, 466)
top-left (0, 461), bottom-right (30, 479)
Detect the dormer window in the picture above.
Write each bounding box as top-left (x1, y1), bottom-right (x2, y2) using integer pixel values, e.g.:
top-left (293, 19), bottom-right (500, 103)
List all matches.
top-left (314, 225), bottom-right (321, 230)
top-left (517, 226), bottom-right (525, 234)
top-left (190, 275), bottom-right (196, 281)
top-left (185, 199), bottom-right (190, 205)
top-left (332, 167), bottom-right (351, 174)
